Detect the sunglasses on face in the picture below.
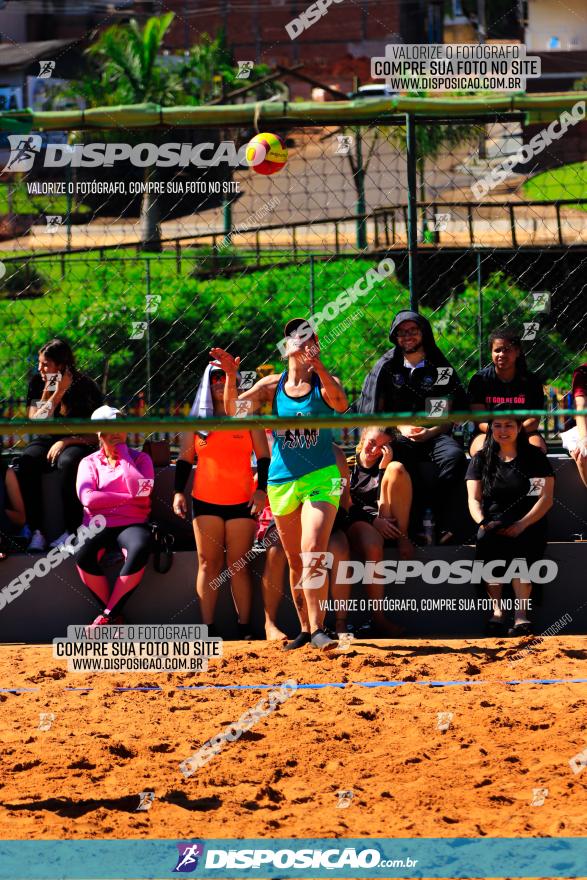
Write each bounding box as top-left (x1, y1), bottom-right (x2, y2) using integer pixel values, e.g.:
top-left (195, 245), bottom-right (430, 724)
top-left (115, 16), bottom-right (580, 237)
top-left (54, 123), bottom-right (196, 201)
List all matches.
top-left (210, 373), bottom-right (226, 385)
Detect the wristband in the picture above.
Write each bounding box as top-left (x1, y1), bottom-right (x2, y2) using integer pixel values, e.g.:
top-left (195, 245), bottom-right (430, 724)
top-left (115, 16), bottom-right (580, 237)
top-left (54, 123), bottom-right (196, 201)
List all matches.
top-left (256, 457), bottom-right (270, 492)
top-left (174, 459), bottom-right (192, 493)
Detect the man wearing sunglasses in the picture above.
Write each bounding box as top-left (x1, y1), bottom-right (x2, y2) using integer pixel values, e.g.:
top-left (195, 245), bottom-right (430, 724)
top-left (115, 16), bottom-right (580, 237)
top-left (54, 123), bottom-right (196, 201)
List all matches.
top-left (355, 309), bottom-right (469, 543)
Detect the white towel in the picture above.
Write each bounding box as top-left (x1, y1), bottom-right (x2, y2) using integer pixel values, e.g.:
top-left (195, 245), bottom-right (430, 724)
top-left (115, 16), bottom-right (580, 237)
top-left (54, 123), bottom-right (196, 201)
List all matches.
top-left (560, 426), bottom-right (587, 457)
top-left (190, 363), bottom-right (218, 437)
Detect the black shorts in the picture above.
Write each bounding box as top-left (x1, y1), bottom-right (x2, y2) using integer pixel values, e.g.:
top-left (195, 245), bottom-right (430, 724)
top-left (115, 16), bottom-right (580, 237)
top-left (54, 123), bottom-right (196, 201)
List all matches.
top-left (192, 498), bottom-right (254, 521)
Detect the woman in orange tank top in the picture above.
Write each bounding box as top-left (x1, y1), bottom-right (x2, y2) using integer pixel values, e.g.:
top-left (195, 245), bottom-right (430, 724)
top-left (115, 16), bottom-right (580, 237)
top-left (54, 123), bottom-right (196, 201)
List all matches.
top-left (173, 364), bottom-right (270, 638)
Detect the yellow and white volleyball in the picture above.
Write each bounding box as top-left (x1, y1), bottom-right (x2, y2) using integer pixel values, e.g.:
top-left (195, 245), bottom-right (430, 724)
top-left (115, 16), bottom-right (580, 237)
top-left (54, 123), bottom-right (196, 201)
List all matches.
top-left (245, 132), bottom-right (288, 176)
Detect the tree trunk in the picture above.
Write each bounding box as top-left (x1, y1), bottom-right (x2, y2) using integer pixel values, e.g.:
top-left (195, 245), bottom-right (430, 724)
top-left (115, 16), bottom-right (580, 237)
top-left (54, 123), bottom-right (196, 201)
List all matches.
top-left (141, 164), bottom-right (162, 252)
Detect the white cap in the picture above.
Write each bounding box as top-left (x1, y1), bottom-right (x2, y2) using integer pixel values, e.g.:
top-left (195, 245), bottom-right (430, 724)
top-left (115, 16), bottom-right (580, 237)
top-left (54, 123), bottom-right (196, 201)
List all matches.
top-left (91, 405), bottom-right (124, 421)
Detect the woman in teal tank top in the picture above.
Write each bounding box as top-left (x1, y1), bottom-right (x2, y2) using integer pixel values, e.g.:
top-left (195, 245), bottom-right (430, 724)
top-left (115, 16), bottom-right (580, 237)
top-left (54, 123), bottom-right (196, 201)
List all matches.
top-left (211, 319), bottom-right (348, 651)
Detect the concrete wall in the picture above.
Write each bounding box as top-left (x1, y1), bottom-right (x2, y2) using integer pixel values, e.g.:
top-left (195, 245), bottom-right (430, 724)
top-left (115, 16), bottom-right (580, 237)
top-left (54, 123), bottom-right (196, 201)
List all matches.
top-left (2, 453), bottom-right (584, 643)
top-left (38, 455), bottom-right (587, 546)
top-left (1, 543), bottom-right (585, 644)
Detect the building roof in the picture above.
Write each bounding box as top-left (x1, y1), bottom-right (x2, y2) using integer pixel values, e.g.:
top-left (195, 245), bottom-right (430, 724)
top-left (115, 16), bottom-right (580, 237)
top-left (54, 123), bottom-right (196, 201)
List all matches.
top-left (0, 39), bottom-right (76, 70)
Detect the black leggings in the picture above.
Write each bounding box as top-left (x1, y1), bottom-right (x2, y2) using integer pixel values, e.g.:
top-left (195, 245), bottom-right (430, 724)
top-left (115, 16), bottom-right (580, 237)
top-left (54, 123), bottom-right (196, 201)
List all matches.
top-left (74, 524), bottom-right (151, 616)
top-left (75, 524), bottom-right (151, 575)
top-left (14, 438), bottom-right (94, 533)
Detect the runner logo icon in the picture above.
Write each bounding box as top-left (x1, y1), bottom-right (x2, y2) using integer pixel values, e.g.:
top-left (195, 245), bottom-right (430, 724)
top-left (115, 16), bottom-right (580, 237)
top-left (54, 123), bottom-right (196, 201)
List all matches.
top-left (3, 134), bottom-right (43, 172)
top-left (173, 843), bottom-right (205, 872)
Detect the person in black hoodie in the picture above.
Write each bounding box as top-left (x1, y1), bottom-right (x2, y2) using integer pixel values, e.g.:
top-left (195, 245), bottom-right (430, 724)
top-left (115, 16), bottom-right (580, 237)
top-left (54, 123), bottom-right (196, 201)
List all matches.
top-left (355, 310), bottom-right (469, 542)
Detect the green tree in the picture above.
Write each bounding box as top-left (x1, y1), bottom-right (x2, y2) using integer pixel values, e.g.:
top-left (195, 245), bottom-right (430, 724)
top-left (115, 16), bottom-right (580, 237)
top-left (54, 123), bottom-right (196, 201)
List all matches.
top-left (59, 16), bottom-right (274, 251)
top-left (336, 93), bottom-right (478, 246)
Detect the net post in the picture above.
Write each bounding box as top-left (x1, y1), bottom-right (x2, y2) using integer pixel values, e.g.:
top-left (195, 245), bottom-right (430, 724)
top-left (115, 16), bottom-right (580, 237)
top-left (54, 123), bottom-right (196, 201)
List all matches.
top-left (406, 112), bottom-right (419, 311)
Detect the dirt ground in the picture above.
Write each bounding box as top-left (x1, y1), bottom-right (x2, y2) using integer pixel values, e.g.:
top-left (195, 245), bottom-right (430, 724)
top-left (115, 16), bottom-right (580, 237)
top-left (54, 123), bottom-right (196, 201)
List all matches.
top-left (0, 637), bottom-right (586, 852)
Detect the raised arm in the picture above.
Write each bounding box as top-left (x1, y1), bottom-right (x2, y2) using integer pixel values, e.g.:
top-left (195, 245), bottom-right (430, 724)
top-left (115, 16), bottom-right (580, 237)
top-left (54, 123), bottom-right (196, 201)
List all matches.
top-left (304, 352), bottom-right (348, 413)
top-left (210, 348), bottom-right (278, 416)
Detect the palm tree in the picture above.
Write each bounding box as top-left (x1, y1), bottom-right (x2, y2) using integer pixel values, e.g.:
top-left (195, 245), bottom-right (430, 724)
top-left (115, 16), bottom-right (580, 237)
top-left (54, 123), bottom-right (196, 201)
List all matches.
top-left (336, 94), bottom-right (479, 246)
top-left (386, 114), bottom-right (479, 239)
top-left (82, 12), bottom-right (177, 251)
top-left (60, 16), bottom-right (273, 251)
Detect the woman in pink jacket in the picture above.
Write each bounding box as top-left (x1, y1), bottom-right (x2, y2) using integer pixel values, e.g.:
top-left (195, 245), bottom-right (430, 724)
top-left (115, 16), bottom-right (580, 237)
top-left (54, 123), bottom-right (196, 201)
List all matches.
top-left (75, 406), bottom-right (154, 630)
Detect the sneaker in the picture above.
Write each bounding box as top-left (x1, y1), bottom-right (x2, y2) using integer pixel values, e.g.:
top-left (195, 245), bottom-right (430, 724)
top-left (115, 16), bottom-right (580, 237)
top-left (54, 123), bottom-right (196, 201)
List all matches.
top-left (323, 626), bottom-right (339, 641)
top-left (310, 628), bottom-right (338, 651)
top-left (283, 632), bottom-right (311, 651)
top-left (84, 614), bottom-right (111, 636)
top-left (49, 531), bottom-right (71, 549)
top-left (507, 621), bottom-right (532, 637)
top-left (27, 530), bottom-right (46, 552)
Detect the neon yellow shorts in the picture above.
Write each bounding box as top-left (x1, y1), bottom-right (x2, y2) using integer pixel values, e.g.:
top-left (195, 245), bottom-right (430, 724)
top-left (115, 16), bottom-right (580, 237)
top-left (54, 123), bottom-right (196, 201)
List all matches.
top-left (267, 465), bottom-right (341, 517)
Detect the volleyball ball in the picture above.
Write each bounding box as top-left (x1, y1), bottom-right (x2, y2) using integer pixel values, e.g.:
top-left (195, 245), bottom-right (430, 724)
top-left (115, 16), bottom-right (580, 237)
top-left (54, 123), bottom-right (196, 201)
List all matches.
top-left (245, 132), bottom-right (288, 175)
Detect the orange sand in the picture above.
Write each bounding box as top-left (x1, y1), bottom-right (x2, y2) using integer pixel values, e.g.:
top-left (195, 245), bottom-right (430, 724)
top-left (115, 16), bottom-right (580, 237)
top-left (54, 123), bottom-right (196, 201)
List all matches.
top-left (0, 638), bottom-right (586, 844)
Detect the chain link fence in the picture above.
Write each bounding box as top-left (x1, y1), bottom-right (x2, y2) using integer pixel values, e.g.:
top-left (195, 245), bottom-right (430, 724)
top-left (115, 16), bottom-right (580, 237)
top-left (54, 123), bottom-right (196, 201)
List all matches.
top-left (1, 106), bottom-right (586, 451)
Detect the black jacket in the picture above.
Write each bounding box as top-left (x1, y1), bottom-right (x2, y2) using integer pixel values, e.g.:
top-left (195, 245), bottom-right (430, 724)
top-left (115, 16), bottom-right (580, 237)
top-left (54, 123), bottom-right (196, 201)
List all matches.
top-left (354, 310), bottom-right (468, 415)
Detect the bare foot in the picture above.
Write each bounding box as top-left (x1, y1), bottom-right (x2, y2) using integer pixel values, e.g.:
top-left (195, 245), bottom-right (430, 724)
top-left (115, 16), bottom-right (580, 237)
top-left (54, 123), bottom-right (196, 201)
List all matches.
top-left (265, 622), bottom-right (288, 641)
top-left (397, 535), bottom-right (415, 560)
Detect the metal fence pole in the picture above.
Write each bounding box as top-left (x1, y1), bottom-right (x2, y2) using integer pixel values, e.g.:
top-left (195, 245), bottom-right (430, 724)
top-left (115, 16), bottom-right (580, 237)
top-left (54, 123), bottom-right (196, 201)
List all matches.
top-left (354, 128), bottom-right (367, 250)
top-left (309, 254), bottom-right (315, 315)
top-left (477, 251), bottom-right (483, 370)
top-left (145, 259), bottom-right (152, 411)
top-left (406, 113), bottom-right (419, 311)
top-left (223, 198), bottom-right (232, 246)
top-left (66, 164), bottom-right (72, 253)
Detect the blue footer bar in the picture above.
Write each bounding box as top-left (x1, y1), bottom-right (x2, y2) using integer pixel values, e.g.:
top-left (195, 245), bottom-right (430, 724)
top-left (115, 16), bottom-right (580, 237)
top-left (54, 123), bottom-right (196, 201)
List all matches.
top-left (0, 838), bottom-right (586, 878)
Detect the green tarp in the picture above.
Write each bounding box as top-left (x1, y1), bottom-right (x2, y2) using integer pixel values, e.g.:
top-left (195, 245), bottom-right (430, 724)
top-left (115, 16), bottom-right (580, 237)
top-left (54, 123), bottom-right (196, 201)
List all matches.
top-left (1, 93), bottom-right (585, 132)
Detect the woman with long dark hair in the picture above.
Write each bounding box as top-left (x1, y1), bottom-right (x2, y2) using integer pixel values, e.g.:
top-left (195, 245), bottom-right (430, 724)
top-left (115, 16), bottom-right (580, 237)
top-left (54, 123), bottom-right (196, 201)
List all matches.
top-left (466, 414), bottom-right (554, 635)
top-left (15, 339), bottom-right (103, 551)
top-left (212, 318), bottom-right (349, 651)
top-left (468, 327), bottom-right (546, 455)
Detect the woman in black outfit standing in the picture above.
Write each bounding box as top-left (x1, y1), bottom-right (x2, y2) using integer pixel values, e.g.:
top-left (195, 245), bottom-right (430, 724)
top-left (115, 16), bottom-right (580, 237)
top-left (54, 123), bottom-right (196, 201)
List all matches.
top-left (15, 339), bottom-right (103, 551)
top-left (466, 414), bottom-right (554, 636)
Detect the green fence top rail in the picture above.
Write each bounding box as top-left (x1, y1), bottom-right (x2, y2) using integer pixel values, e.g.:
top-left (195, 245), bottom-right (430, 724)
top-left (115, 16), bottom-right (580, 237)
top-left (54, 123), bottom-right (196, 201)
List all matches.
top-left (1, 93), bottom-right (585, 132)
top-left (2, 410), bottom-right (584, 436)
